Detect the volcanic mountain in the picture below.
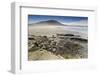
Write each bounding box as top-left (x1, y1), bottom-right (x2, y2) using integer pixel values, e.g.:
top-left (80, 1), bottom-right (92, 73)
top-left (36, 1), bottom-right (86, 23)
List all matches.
top-left (29, 20), bottom-right (64, 26)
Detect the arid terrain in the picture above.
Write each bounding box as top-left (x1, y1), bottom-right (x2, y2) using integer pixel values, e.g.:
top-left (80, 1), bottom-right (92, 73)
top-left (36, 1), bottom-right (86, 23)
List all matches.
top-left (28, 20), bottom-right (88, 60)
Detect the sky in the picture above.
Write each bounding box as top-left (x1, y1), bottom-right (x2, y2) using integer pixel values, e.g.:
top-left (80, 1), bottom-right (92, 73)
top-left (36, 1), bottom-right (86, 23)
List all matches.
top-left (28, 15), bottom-right (88, 26)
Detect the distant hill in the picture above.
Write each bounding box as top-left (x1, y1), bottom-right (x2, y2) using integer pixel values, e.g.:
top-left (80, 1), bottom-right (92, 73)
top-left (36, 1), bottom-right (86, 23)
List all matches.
top-left (29, 20), bottom-right (87, 27)
top-left (29, 20), bottom-right (65, 26)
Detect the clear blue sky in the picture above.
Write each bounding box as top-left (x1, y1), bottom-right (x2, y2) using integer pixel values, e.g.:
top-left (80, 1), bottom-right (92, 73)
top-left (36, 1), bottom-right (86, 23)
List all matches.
top-left (28, 15), bottom-right (88, 25)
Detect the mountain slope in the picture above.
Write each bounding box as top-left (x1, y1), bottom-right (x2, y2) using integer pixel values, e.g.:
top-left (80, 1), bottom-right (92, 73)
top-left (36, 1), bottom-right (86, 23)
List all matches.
top-left (29, 20), bottom-right (64, 26)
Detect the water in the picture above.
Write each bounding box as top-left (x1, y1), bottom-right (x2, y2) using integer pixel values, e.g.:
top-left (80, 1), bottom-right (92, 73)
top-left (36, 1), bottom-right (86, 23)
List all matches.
top-left (59, 26), bottom-right (88, 34)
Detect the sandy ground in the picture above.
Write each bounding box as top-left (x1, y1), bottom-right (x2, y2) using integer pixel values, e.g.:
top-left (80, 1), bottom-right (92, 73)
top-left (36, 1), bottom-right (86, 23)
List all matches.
top-left (28, 50), bottom-right (64, 60)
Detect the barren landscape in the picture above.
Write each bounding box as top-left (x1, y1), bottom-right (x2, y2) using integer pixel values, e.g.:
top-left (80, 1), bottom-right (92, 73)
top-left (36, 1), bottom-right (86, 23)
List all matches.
top-left (28, 18), bottom-right (88, 60)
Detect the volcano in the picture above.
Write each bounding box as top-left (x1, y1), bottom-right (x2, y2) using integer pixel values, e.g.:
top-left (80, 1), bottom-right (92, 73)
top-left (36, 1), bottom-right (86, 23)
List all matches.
top-left (29, 20), bottom-right (64, 26)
